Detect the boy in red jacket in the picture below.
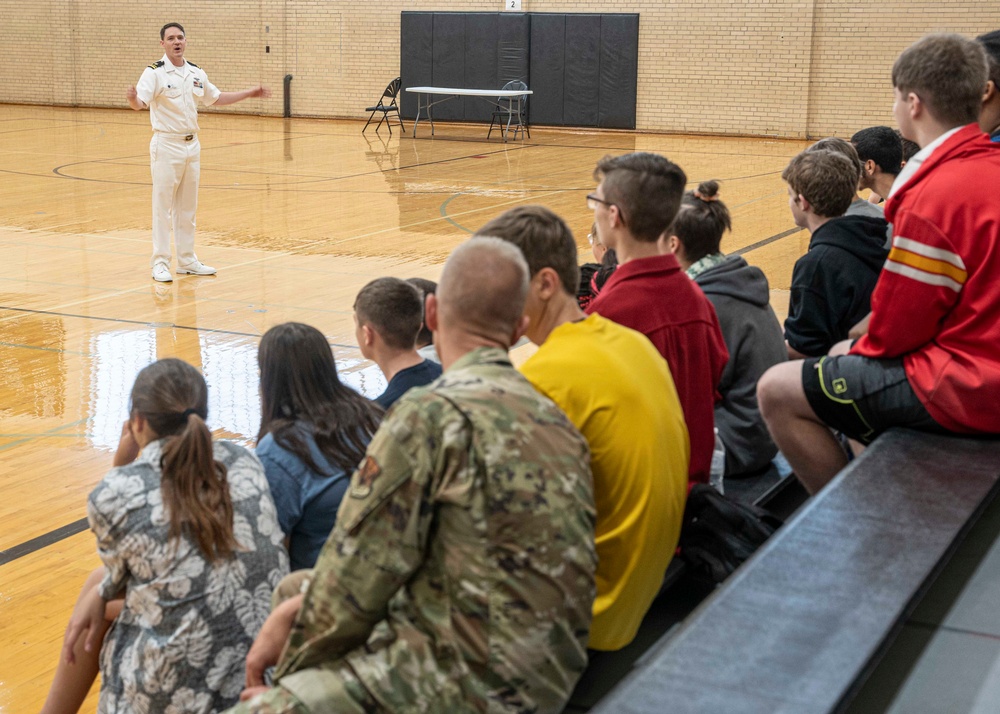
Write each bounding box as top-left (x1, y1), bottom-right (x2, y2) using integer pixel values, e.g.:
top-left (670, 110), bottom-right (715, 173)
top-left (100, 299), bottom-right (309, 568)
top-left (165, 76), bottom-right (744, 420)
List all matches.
top-left (758, 33), bottom-right (1000, 494)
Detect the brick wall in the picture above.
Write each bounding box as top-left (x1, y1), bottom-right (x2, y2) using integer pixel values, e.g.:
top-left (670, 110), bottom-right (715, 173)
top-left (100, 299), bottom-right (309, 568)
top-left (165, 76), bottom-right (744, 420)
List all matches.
top-left (3, 1), bottom-right (999, 138)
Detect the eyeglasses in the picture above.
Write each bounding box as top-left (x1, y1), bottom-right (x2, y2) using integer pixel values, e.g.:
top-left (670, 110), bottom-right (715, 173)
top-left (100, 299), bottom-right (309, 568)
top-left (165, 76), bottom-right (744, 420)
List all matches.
top-left (587, 232), bottom-right (603, 248)
top-left (586, 193), bottom-right (615, 211)
top-left (586, 193), bottom-right (626, 226)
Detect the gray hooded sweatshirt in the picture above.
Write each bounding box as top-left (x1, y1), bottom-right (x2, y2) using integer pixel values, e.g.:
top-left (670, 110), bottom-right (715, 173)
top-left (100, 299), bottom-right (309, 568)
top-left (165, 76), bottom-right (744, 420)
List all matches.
top-left (695, 255), bottom-right (787, 476)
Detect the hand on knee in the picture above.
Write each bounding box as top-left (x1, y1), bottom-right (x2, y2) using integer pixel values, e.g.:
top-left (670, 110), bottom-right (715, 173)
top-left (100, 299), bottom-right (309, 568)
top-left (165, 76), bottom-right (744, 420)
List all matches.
top-left (828, 339), bottom-right (853, 357)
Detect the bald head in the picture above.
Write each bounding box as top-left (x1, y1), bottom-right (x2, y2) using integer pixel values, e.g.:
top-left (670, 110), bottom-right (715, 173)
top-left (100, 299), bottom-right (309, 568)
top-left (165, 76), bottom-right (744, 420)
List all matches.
top-left (436, 237), bottom-right (530, 346)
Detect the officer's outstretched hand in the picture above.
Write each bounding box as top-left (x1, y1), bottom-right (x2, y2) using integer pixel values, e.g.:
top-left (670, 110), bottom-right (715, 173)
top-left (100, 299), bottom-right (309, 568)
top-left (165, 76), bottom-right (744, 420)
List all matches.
top-left (251, 85), bottom-right (272, 99)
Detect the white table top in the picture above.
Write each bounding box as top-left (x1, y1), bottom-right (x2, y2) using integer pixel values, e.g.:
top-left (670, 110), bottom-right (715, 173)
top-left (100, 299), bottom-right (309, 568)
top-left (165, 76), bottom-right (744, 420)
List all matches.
top-left (405, 86), bottom-right (532, 97)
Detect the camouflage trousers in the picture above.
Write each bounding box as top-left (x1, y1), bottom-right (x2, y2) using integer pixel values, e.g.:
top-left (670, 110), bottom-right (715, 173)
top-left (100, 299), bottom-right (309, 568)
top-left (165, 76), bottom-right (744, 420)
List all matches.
top-left (224, 685), bottom-right (310, 714)
top-left (225, 571), bottom-right (379, 714)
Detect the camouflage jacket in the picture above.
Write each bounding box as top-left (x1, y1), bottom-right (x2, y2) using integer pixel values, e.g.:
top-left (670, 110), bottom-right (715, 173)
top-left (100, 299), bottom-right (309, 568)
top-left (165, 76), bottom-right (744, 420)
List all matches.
top-left (275, 347), bottom-right (596, 713)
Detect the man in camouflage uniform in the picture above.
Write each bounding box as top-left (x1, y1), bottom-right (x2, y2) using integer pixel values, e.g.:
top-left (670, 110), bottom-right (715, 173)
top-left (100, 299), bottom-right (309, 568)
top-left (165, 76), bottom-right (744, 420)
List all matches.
top-left (229, 237), bottom-right (597, 714)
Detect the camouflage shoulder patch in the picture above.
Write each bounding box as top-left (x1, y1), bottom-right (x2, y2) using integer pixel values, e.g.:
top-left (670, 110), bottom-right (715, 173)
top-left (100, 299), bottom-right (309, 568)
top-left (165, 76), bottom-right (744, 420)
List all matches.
top-left (148, 60), bottom-right (165, 69)
top-left (350, 455), bottom-right (381, 499)
top-left (186, 60), bottom-right (201, 68)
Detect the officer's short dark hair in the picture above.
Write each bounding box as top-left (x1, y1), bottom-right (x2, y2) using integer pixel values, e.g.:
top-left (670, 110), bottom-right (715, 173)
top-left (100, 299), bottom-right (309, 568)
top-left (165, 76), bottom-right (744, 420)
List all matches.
top-left (354, 277), bottom-right (423, 351)
top-left (476, 206), bottom-right (580, 296)
top-left (594, 153), bottom-right (687, 243)
top-left (161, 23), bottom-right (185, 40)
top-left (851, 127), bottom-right (903, 176)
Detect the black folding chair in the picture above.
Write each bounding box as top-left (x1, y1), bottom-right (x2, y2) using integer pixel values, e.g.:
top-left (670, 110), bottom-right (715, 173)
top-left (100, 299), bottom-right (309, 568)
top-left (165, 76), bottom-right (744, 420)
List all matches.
top-left (487, 80), bottom-right (530, 140)
top-left (363, 77), bottom-right (405, 135)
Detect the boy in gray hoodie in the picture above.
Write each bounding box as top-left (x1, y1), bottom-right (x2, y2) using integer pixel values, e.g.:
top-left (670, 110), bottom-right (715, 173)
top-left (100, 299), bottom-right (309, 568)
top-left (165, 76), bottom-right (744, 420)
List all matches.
top-left (665, 180), bottom-right (786, 477)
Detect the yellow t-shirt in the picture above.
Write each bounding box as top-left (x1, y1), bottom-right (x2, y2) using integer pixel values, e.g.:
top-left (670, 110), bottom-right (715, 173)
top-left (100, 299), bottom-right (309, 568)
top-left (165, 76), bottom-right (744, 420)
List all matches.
top-left (520, 314), bottom-right (689, 650)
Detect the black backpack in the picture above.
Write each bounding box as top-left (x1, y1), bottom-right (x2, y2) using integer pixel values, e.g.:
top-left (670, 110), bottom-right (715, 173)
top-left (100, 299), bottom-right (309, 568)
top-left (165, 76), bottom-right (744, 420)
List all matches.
top-left (679, 485), bottom-right (784, 585)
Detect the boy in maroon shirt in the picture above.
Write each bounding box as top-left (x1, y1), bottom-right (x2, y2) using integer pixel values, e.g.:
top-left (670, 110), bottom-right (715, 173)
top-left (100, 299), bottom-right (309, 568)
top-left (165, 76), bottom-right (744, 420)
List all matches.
top-left (586, 152), bottom-right (728, 484)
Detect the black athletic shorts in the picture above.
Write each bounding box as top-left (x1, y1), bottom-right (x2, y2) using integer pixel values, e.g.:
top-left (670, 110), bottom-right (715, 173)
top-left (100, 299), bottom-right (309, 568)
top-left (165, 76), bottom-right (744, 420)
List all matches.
top-left (801, 355), bottom-right (946, 445)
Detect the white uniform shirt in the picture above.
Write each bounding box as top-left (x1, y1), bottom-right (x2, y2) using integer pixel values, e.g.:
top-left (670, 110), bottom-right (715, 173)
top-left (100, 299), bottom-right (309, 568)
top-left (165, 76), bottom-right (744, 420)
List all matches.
top-left (135, 55), bottom-right (221, 134)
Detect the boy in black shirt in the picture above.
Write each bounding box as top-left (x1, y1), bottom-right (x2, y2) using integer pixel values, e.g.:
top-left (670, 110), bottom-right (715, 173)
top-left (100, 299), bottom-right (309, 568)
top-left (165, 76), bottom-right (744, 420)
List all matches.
top-left (781, 149), bottom-right (889, 358)
top-left (355, 277), bottom-right (442, 409)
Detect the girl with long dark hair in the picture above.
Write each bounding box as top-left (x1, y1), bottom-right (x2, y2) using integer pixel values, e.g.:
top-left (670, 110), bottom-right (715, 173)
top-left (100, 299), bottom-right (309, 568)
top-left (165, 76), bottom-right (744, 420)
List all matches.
top-left (44, 358), bottom-right (288, 714)
top-left (256, 322), bottom-right (382, 570)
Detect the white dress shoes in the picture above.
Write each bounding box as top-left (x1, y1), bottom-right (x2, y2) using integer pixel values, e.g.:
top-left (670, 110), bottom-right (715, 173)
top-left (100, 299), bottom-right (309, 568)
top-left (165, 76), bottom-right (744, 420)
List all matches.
top-left (152, 263), bottom-right (173, 282)
top-left (177, 260), bottom-right (217, 276)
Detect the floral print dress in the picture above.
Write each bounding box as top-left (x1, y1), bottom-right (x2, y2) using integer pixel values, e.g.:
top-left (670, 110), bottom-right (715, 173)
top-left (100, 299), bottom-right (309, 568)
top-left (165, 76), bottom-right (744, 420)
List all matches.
top-left (88, 439), bottom-right (289, 714)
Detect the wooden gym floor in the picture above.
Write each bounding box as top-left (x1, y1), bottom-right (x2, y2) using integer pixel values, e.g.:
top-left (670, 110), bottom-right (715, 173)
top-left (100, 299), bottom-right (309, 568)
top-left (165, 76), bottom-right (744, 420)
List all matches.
top-left (0, 103), bottom-right (811, 712)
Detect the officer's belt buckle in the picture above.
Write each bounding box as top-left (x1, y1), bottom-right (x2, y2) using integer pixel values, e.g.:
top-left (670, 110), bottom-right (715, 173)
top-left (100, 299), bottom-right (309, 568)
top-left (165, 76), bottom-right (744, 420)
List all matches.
top-left (184, 134), bottom-right (194, 141)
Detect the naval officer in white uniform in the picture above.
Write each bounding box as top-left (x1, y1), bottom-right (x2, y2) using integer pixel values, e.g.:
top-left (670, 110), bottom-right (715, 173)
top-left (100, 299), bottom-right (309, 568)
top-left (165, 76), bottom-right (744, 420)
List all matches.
top-left (127, 22), bottom-right (270, 282)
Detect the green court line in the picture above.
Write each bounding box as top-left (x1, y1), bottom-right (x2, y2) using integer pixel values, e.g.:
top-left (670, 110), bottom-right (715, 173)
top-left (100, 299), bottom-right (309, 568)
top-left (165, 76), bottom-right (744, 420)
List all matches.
top-left (0, 433), bottom-right (91, 438)
top-left (0, 418), bottom-right (91, 452)
top-left (440, 193), bottom-right (473, 233)
top-left (0, 340), bottom-right (91, 355)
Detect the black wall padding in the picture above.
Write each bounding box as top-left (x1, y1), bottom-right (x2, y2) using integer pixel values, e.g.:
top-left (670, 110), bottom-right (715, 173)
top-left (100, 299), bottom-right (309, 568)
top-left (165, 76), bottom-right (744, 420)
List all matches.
top-left (399, 12), bottom-right (433, 119)
top-left (431, 14), bottom-right (467, 121)
top-left (598, 14), bottom-right (639, 129)
top-left (464, 14), bottom-right (499, 122)
top-left (399, 11), bottom-right (638, 129)
top-left (498, 14), bottom-right (530, 85)
top-left (563, 15), bottom-right (602, 127)
top-left (527, 14), bottom-right (565, 126)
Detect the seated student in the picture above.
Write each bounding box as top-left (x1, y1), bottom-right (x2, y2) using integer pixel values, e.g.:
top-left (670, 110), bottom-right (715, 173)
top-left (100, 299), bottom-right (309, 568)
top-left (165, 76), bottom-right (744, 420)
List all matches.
top-left (256, 322), bottom-right (382, 571)
top-left (810, 137), bottom-right (886, 219)
top-left (577, 222), bottom-right (618, 311)
top-left (406, 277), bottom-right (441, 363)
top-left (851, 126), bottom-right (903, 210)
top-left (478, 205), bottom-right (689, 653)
top-left (354, 277), bottom-right (442, 409)
top-left (664, 181), bottom-right (786, 477)
top-left (782, 148), bottom-right (889, 359)
top-left (586, 152), bottom-right (729, 484)
top-left (229, 238), bottom-right (596, 714)
top-left (978, 30), bottom-right (1000, 141)
top-left (899, 130), bottom-right (920, 163)
top-left (42, 359), bottom-right (288, 714)
top-left (759, 33), bottom-right (1000, 494)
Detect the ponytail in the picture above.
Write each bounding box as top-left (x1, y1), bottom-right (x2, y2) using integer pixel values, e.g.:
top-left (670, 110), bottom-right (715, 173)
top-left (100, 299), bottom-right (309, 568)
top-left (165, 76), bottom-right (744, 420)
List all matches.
top-left (130, 358), bottom-right (237, 562)
top-left (160, 412), bottom-right (238, 561)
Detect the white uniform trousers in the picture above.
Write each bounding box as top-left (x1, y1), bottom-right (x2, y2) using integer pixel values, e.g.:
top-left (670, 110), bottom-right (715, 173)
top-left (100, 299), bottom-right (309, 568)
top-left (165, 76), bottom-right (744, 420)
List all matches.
top-left (150, 132), bottom-right (201, 268)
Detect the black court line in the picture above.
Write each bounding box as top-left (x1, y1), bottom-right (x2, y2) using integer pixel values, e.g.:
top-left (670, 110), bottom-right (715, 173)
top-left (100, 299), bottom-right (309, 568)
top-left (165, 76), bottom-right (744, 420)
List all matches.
top-left (0, 518), bottom-right (89, 566)
top-left (0, 306), bottom-right (359, 349)
top-left (734, 226), bottom-right (804, 256)
top-left (48, 139), bottom-right (534, 189)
